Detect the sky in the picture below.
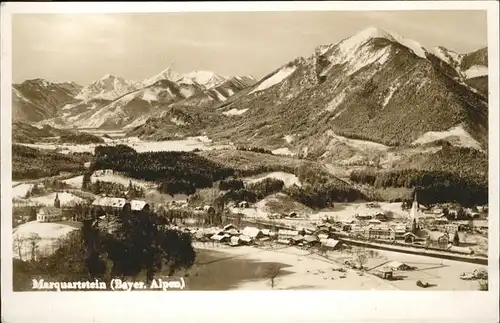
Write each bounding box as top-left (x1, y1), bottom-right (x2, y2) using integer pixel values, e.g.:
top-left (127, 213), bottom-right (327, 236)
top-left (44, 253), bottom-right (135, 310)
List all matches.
top-left (12, 11), bottom-right (488, 85)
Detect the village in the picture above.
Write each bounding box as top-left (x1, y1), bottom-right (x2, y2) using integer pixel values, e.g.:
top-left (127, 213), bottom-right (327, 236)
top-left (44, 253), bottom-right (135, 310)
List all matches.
top-left (12, 167), bottom-right (488, 290)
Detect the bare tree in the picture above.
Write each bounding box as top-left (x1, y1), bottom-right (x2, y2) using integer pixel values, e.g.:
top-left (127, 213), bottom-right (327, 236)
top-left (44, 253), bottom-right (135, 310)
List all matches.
top-left (264, 264), bottom-right (282, 289)
top-left (26, 233), bottom-right (41, 261)
top-left (355, 252), bottom-right (368, 270)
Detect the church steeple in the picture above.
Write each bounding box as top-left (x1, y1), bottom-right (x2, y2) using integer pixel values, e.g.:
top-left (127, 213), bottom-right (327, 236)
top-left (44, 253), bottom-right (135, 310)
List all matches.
top-left (54, 193), bottom-right (61, 208)
top-left (410, 190), bottom-right (420, 221)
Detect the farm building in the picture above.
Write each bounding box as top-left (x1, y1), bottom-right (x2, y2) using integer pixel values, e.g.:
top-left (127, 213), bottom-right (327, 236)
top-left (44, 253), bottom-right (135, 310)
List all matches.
top-left (276, 238), bottom-right (292, 245)
top-left (225, 229), bottom-right (240, 236)
top-left (238, 201), bottom-right (250, 208)
top-left (230, 236), bottom-right (240, 246)
top-left (317, 233), bottom-right (329, 240)
top-left (403, 232), bottom-right (418, 243)
top-left (223, 224), bottom-right (238, 231)
top-left (278, 229), bottom-right (299, 240)
top-left (303, 235), bottom-right (320, 246)
top-left (321, 238), bottom-right (342, 250)
top-left (239, 235), bottom-right (253, 244)
top-left (384, 261), bottom-right (416, 271)
top-left (210, 233), bottom-right (231, 243)
top-left (291, 235), bottom-right (305, 244)
top-left (355, 213), bottom-right (373, 220)
top-left (241, 226), bottom-right (264, 239)
top-left (426, 231), bottom-right (449, 248)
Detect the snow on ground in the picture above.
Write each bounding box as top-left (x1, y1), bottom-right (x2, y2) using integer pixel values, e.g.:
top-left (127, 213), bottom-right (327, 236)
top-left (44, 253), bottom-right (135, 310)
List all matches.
top-left (428, 47), bottom-right (463, 67)
top-left (29, 192), bottom-right (84, 207)
top-left (193, 243), bottom-right (485, 290)
top-left (392, 36), bottom-right (427, 59)
top-left (325, 91), bottom-right (346, 112)
top-left (242, 172), bottom-right (302, 187)
top-left (124, 115), bottom-right (150, 129)
top-left (91, 173), bottom-right (152, 189)
top-left (141, 88), bottom-right (161, 102)
top-left (13, 183), bottom-right (34, 199)
top-left (20, 142), bottom-right (99, 154)
top-left (463, 65), bottom-right (488, 79)
top-left (63, 176), bottom-right (84, 188)
top-left (325, 131), bottom-right (389, 151)
top-left (129, 137), bottom-right (229, 153)
top-left (272, 147), bottom-right (296, 156)
top-left (347, 45), bottom-right (391, 76)
top-left (214, 89), bottom-right (227, 101)
top-left (13, 222), bottom-right (78, 260)
top-left (196, 245), bottom-right (394, 290)
top-left (21, 135), bottom-right (227, 154)
top-left (171, 117), bottom-right (187, 126)
top-left (412, 125), bottom-right (482, 151)
top-left (249, 66), bottom-right (297, 94)
top-left (223, 108), bottom-right (248, 116)
top-left (382, 83), bottom-right (399, 108)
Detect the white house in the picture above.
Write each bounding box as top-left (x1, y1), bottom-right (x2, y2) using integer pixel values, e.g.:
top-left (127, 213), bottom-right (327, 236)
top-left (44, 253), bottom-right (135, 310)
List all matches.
top-left (37, 207), bottom-right (63, 222)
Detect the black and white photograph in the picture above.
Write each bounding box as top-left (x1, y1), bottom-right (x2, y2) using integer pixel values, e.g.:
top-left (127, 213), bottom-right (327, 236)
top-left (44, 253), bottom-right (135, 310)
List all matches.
top-left (1, 1), bottom-right (499, 322)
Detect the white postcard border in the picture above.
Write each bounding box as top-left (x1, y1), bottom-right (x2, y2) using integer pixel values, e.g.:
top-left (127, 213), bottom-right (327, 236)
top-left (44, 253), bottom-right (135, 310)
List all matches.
top-left (1, 2), bottom-right (499, 323)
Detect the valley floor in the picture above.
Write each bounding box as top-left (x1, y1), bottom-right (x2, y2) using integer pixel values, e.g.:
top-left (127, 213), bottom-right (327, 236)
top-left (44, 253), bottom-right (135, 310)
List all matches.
top-left (190, 244), bottom-right (486, 291)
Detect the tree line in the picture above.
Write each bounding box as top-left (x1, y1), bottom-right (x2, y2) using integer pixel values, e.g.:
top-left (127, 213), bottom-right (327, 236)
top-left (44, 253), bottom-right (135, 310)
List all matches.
top-left (13, 144), bottom-right (86, 180)
top-left (92, 145), bottom-right (235, 196)
top-left (83, 178), bottom-right (145, 199)
top-left (349, 168), bottom-right (487, 207)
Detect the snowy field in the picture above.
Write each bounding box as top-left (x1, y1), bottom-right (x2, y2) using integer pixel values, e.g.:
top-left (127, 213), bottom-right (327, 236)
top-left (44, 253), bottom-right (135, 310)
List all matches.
top-left (242, 172), bottom-right (301, 188)
top-left (12, 183), bottom-right (35, 199)
top-left (194, 244), bottom-right (484, 290)
top-left (19, 135), bottom-right (229, 154)
top-left (272, 147), bottom-right (296, 156)
top-left (249, 66), bottom-right (297, 94)
top-left (412, 125), bottom-right (482, 151)
top-left (29, 192), bottom-right (84, 207)
top-left (222, 108), bottom-right (248, 116)
top-left (63, 173), bottom-right (153, 189)
top-left (234, 201), bottom-right (410, 226)
top-left (463, 65), bottom-right (488, 79)
top-left (13, 221), bottom-right (78, 261)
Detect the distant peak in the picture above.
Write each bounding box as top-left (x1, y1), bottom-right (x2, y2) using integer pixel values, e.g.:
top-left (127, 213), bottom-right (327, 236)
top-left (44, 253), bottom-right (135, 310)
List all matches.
top-left (100, 73), bottom-right (115, 80)
top-left (339, 26), bottom-right (427, 59)
top-left (350, 26), bottom-right (395, 42)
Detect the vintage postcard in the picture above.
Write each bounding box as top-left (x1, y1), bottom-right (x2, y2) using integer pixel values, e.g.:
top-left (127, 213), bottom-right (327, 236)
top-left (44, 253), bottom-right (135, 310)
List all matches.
top-left (1, 1), bottom-right (499, 323)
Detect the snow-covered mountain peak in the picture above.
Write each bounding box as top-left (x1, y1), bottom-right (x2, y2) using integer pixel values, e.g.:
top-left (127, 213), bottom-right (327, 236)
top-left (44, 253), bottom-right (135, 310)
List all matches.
top-left (182, 70), bottom-right (226, 89)
top-left (75, 74), bottom-right (138, 101)
top-left (143, 67), bottom-right (183, 87)
top-left (335, 26), bottom-right (427, 59)
top-left (340, 26), bottom-right (395, 51)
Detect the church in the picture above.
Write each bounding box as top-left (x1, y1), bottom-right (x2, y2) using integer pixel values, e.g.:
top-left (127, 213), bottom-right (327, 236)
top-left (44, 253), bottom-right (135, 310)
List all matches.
top-left (36, 193), bottom-right (63, 222)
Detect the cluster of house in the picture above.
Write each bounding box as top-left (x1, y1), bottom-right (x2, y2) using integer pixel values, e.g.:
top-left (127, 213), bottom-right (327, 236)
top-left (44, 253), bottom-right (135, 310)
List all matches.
top-left (35, 195), bottom-right (151, 223)
top-left (181, 223), bottom-right (343, 250)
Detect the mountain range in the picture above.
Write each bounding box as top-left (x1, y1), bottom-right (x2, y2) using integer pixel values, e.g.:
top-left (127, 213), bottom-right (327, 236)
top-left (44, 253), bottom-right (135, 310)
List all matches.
top-left (13, 69), bottom-right (257, 129)
top-left (13, 26), bottom-right (488, 165)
